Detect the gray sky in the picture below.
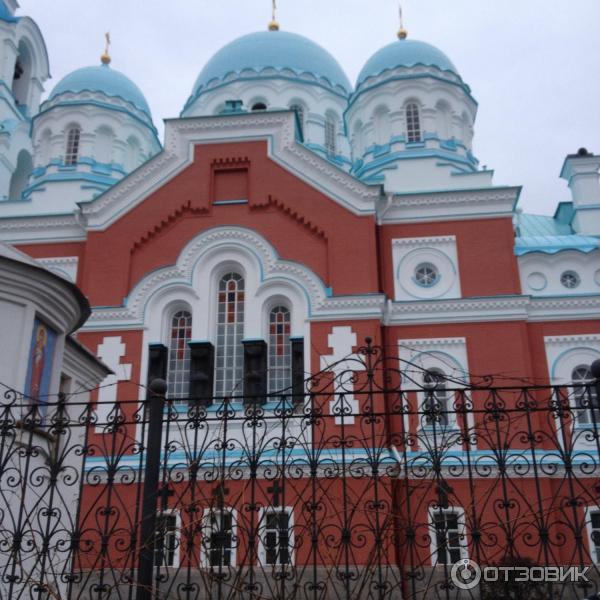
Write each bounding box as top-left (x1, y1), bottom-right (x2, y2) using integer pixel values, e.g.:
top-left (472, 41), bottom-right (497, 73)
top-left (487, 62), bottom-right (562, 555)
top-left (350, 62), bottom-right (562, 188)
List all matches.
top-left (20, 0), bottom-right (600, 216)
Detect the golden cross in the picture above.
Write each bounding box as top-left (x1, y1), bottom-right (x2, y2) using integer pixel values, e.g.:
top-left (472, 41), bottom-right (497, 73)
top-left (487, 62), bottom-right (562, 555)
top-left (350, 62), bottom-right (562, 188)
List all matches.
top-left (272, 0), bottom-right (277, 23)
top-left (104, 32), bottom-right (111, 56)
top-left (398, 2), bottom-right (407, 39)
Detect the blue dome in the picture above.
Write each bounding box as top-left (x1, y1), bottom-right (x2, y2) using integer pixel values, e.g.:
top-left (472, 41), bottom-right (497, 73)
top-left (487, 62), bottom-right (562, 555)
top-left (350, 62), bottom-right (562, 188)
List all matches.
top-left (0, 0), bottom-right (17, 22)
top-left (357, 39), bottom-right (457, 86)
top-left (49, 64), bottom-right (151, 116)
top-left (191, 31), bottom-right (351, 97)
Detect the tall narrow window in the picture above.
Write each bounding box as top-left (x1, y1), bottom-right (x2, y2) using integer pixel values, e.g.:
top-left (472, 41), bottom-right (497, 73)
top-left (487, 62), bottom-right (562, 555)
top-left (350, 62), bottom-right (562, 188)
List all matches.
top-left (405, 103), bottom-right (421, 143)
top-left (432, 510), bottom-right (465, 564)
top-left (215, 273), bottom-right (245, 397)
top-left (572, 365), bottom-right (599, 424)
top-left (423, 369), bottom-right (449, 427)
top-left (204, 510), bottom-right (235, 567)
top-left (290, 104), bottom-right (304, 136)
top-left (325, 115), bottom-right (336, 156)
top-left (268, 306), bottom-right (291, 394)
top-left (589, 511), bottom-right (600, 563)
top-left (155, 513), bottom-right (179, 567)
top-left (167, 310), bottom-right (192, 401)
top-left (65, 127), bottom-right (81, 166)
top-left (264, 509), bottom-right (292, 566)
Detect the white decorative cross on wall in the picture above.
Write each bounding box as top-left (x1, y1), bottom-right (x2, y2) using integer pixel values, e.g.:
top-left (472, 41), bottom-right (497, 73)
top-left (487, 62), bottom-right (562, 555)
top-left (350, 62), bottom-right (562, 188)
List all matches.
top-left (320, 326), bottom-right (364, 424)
top-left (96, 336), bottom-right (132, 430)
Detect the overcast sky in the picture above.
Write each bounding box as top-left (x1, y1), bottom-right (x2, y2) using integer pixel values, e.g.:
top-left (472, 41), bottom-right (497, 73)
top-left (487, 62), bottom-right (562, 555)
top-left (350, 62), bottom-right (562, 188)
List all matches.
top-left (19, 0), bottom-right (600, 216)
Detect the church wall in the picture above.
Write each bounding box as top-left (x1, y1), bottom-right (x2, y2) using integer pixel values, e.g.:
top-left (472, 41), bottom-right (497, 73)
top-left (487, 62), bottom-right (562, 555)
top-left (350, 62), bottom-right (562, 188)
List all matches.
top-left (76, 141), bottom-right (378, 307)
top-left (379, 216), bottom-right (521, 300)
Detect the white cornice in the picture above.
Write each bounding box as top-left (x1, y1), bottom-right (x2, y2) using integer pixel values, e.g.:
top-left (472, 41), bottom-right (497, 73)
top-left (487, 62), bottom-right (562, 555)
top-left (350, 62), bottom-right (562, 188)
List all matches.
top-left (385, 295), bottom-right (600, 325)
top-left (0, 213), bottom-right (86, 244)
top-left (79, 111), bottom-right (379, 231)
top-left (544, 333), bottom-right (600, 346)
top-left (392, 235), bottom-right (456, 247)
top-left (378, 187), bottom-right (519, 224)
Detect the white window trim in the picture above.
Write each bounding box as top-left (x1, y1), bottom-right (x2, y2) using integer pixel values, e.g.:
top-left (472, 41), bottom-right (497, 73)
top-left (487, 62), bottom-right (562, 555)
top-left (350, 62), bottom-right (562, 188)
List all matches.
top-left (257, 506), bottom-right (295, 568)
top-left (585, 506), bottom-right (600, 565)
top-left (201, 507), bottom-right (237, 568)
top-left (428, 505), bottom-right (468, 566)
top-left (544, 334), bottom-right (600, 437)
top-left (155, 509), bottom-right (181, 568)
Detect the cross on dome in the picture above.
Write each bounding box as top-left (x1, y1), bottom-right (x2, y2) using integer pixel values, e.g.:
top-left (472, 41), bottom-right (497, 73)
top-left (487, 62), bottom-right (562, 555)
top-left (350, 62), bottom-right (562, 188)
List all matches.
top-left (398, 2), bottom-right (408, 39)
top-left (268, 0), bottom-right (280, 31)
top-left (101, 32), bottom-right (111, 65)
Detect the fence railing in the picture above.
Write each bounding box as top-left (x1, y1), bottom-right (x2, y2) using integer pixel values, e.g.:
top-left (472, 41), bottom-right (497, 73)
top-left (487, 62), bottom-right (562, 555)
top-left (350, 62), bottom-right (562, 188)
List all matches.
top-left (1, 345), bottom-right (600, 600)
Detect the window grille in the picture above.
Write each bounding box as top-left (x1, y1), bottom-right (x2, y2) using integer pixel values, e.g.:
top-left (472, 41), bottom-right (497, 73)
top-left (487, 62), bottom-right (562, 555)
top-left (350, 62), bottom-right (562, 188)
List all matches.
top-left (423, 369), bottom-right (449, 426)
top-left (215, 273), bottom-right (245, 397)
top-left (205, 510), bottom-right (234, 567)
top-left (325, 116), bottom-right (336, 156)
top-left (432, 511), bottom-right (464, 564)
top-left (65, 127), bottom-right (81, 166)
top-left (268, 306), bottom-right (291, 394)
top-left (167, 310), bottom-right (192, 401)
top-left (264, 510), bottom-right (291, 566)
top-left (406, 103), bottom-right (421, 143)
top-left (572, 365), bottom-right (599, 424)
top-left (155, 513), bottom-right (178, 567)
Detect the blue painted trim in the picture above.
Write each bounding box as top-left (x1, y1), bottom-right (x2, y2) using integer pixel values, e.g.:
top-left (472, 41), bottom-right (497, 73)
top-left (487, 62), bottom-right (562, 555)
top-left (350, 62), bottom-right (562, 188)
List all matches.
top-left (354, 148), bottom-right (477, 179)
top-left (304, 142), bottom-right (351, 166)
top-left (24, 172), bottom-right (118, 197)
top-left (82, 446), bottom-right (600, 471)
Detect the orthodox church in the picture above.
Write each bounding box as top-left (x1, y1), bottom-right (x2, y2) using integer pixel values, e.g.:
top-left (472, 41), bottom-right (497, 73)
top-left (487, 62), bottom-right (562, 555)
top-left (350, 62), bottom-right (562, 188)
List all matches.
top-left (1, 0), bottom-right (600, 592)
top-left (1, 0), bottom-right (598, 403)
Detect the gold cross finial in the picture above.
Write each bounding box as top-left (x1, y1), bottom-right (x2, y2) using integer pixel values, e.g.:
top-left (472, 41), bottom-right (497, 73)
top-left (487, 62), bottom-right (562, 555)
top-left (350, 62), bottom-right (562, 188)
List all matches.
top-left (101, 32), bottom-right (111, 65)
top-left (397, 3), bottom-right (408, 39)
top-left (268, 0), bottom-right (280, 31)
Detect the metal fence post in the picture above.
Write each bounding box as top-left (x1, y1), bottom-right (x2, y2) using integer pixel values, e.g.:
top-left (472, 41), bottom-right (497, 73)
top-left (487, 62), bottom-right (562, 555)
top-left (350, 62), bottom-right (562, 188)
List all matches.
top-left (136, 378), bottom-right (167, 600)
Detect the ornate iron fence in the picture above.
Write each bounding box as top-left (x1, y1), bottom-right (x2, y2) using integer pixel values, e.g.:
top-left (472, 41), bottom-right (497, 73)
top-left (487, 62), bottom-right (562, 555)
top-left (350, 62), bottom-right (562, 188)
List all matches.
top-left (1, 341), bottom-right (600, 599)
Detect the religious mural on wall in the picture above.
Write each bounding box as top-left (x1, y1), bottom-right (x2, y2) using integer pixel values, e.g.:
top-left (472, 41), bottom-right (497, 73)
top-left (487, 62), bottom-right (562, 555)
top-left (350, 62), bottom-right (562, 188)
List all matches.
top-left (24, 318), bottom-right (57, 411)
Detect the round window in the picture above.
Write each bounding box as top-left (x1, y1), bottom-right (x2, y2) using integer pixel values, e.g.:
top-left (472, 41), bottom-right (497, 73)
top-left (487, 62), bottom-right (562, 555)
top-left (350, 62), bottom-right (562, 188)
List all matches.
top-left (560, 270), bottom-right (580, 289)
top-left (414, 263), bottom-right (440, 288)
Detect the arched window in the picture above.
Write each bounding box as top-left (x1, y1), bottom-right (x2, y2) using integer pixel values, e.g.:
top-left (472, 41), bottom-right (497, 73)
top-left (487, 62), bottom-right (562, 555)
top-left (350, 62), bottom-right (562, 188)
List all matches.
top-left (167, 310), bottom-right (192, 401)
top-left (65, 126), bottom-right (81, 166)
top-left (325, 115), bottom-right (336, 156)
top-left (290, 104), bottom-right (304, 136)
top-left (405, 102), bottom-right (421, 143)
top-left (215, 273), bottom-right (245, 397)
top-left (251, 102), bottom-right (267, 111)
top-left (12, 41), bottom-right (32, 107)
top-left (572, 365), bottom-right (599, 424)
top-left (423, 369), bottom-right (449, 426)
top-left (268, 306), bottom-right (291, 394)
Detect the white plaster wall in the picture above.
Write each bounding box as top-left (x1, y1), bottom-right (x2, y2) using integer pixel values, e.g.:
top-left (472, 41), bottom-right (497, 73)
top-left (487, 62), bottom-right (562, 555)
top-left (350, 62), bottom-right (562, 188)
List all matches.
top-left (392, 235), bottom-right (462, 301)
top-left (519, 250), bottom-right (600, 297)
top-left (182, 78), bottom-right (351, 163)
top-left (346, 73), bottom-right (476, 168)
top-left (0, 296), bottom-right (29, 391)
